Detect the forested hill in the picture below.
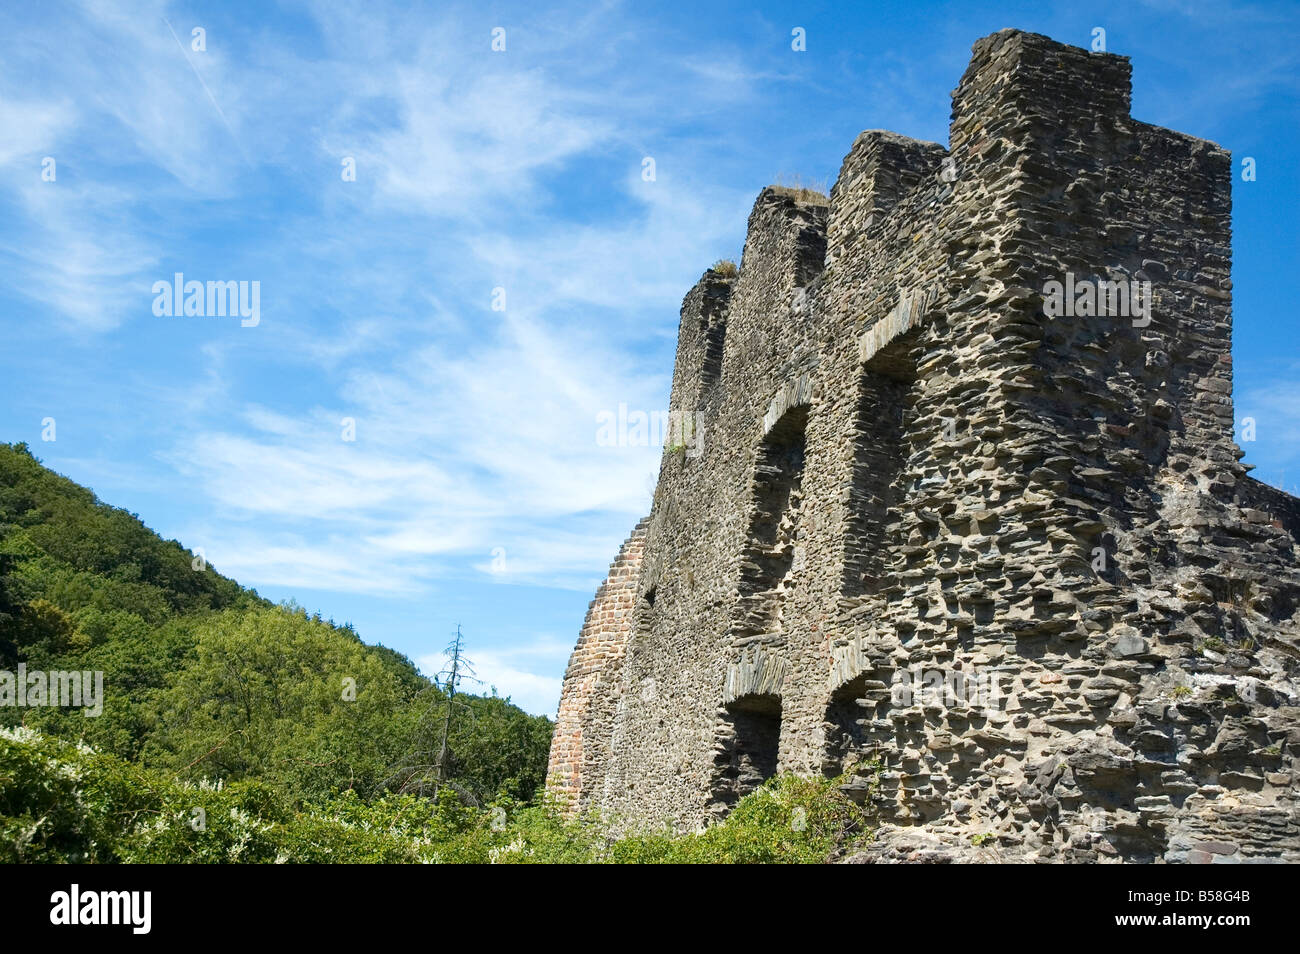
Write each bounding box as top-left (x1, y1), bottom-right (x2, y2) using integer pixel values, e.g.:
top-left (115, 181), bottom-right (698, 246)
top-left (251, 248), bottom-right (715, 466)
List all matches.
top-left (0, 441), bottom-right (552, 806)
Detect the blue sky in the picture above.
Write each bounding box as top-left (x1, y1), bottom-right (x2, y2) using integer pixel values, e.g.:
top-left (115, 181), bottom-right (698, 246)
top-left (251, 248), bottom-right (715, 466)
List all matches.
top-left (2, 0), bottom-right (1297, 715)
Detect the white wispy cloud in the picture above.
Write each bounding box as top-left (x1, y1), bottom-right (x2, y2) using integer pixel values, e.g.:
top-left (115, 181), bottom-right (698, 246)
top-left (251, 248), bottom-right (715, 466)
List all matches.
top-left (0, 97), bottom-right (76, 167)
top-left (167, 301), bottom-right (666, 593)
top-left (1237, 377), bottom-right (1300, 493)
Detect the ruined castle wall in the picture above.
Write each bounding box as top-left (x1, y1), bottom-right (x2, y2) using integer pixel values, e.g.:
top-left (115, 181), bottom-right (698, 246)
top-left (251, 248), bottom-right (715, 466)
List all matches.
top-left (597, 191), bottom-right (836, 827)
top-left (552, 29), bottom-right (1300, 861)
top-left (810, 30), bottom-right (1300, 862)
top-left (545, 519), bottom-right (647, 810)
top-left (1238, 476), bottom-right (1300, 542)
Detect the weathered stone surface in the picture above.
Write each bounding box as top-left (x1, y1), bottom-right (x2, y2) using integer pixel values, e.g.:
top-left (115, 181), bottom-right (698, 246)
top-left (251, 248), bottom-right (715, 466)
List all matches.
top-left (545, 29), bottom-right (1300, 863)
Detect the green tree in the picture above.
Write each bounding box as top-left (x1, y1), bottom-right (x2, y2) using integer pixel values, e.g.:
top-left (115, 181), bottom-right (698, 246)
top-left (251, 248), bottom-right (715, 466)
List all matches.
top-left (144, 605), bottom-right (419, 801)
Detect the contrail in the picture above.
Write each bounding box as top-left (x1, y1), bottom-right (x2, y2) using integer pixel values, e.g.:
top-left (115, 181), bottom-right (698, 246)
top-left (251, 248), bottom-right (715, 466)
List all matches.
top-left (163, 17), bottom-right (249, 164)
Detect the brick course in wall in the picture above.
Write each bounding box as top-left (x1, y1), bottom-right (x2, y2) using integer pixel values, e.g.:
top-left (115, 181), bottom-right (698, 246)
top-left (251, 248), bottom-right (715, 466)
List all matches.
top-left (548, 29), bottom-right (1300, 862)
top-left (546, 519), bottom-right (648, 811)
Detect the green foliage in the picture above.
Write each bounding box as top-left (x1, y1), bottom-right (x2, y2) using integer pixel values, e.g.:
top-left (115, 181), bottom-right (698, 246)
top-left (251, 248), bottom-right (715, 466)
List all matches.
top-left (9, 597), bottom-right (87, 659)
top-left (1, 730), bottom-right (874, 864)
top-left (0, 729), bottom-right (428, 863)
top-left (0, 444), bottom-right (245, 622)
top-left (439, 692), bottom-right (555, 803)
top-left (140, 604), bottom-right (417, 800)
top-left (607, 775), bottom-right (872, 864)
top-left (0, 442), bottom-right (553, 815)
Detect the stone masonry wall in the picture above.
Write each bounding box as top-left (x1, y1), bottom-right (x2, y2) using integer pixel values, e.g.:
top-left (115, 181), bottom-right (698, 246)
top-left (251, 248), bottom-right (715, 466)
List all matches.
top-left (549, 29), bottom-right (1300, 863)
top-left (545, 519), bottom-right (648, 811)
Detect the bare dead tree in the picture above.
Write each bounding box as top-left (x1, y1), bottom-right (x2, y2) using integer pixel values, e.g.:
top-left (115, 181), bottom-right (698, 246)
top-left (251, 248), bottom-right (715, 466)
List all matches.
top-left (433, 624), bottom-right (471, 793)
top-left (380, 624), bottom-right (480, 800)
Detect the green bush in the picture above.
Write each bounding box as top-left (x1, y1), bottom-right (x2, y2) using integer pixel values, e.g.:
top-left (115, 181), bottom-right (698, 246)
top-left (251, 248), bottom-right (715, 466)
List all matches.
top-left (1, 729), bottom-right (436, 863)
top-left (609, 774), bottom-right (874, 864)
top-left (0, 729), bottom-right (875, 864)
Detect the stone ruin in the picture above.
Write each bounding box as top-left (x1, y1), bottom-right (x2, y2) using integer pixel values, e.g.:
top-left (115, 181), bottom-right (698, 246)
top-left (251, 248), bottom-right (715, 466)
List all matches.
top-left (547, 29), bottom-right (1300, 863)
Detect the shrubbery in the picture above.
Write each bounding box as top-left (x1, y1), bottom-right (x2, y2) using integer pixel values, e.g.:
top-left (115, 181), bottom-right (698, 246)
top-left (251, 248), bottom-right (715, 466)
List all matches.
top-left (1, 729), bottom-right (874, 864)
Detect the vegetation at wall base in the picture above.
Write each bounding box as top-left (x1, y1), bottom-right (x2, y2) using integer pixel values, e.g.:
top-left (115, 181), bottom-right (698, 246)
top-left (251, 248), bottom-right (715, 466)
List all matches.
top-left (0, 728), bottom-right (873, 864)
